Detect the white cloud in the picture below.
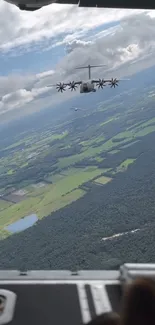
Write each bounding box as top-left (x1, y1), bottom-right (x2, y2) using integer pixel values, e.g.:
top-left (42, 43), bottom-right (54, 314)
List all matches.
top-left (56, 12), bottom-right (155, 79)
top-left (0, 86), bottom-right (53, 115)
top-left (0, 74), bottom-right (35, 96)
top-left (3, 89), bottom-right (33, 108)
top-left (36, 70), bottom-right (55, 79)
top-left (66, 39), bottom-right (93, 53)
top-left (0, 1), bottom-right (148, 52)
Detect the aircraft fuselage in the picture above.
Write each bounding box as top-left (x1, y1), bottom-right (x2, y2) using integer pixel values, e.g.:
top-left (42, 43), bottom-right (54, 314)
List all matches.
top-left (80, 81), bottom-right (96, 93)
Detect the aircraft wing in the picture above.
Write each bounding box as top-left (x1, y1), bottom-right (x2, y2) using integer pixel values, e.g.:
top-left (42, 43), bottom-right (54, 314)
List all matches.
top-left (47, 81), bottom-right (82, 87)
top-left (65, 81), bottom-right (82, 86)
top-left (63, 81), bottom-right (82, 91)
top-left (92, 78), bottom-right (129, 88)
top-left (57, 0), bottom-right (154, 9)
top-left (5, 0), bottom-right (154, 12)
top-left (47, 81), bottom-right (82, 92)
top-left (56, 0), bottom-right (79, 3)
top-left (92, 78), bottom-right (129, 83)
top-left (92, 79), bottom-right (109, 84)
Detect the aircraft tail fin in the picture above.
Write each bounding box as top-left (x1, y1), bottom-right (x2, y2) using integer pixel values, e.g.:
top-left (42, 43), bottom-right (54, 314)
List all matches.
top-left (75, 64), bottom-right (106, 70)
top-left (75, 64), bottom-right (106, 79)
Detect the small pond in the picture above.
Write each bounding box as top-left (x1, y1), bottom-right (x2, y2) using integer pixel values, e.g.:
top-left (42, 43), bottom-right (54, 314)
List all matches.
top-left (5, 214), bottom-right (38, 233)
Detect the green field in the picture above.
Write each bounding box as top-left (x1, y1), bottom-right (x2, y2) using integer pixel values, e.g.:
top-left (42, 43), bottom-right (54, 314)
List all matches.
top-left (121, 141), bottom-right (140, 149)
top-left (94, 176), bottom-right (112, 185)
top-left (0, 200), bottom-right (13, 211)
top-left (100, 117), bottom-right (119, 126)
top-left (135, 125), bottom-right (155, 137)
top-left (0, 167), bottom-right (105, 234)
top-left (95, 157), bottom-right (104, 162)
top-left (120, 159), bottom-right (136, 168)
top-left (109, 150), bottom-right (120, 154)
top-left (57, 137), bottom-right (131, 169)
top-left (80, 135), bottom-right (105, 147)
top-left (113, 158), bottom-right (136, 174)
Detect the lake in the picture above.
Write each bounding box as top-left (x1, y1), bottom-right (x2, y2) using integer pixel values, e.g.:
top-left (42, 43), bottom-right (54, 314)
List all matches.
top-left (5, 214), bottom-right (38, 233)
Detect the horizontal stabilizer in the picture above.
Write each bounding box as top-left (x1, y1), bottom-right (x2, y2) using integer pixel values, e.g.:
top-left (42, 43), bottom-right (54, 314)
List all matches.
top-left (75, 64), bottom-right (106, 70)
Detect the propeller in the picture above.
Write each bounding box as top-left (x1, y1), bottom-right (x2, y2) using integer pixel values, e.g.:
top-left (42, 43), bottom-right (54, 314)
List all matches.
top-left (109, 78), bottom-right (119, 88)
top-left (56, 82), bottom-right (66, 92)
top-left (68, 81), bottom-right (78, 91)
top-left (96, 79), bottom-right (106, 89)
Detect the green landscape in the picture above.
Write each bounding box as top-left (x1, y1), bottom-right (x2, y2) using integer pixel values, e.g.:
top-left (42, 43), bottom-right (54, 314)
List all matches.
top-left (0, 82), bottom-right (155, 241)
top-left (1, 70), bottom-right (155, 270)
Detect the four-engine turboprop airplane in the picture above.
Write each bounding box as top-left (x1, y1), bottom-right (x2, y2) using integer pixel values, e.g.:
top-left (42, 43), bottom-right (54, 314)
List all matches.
top-left (47, 64), bottom-right (129, 94)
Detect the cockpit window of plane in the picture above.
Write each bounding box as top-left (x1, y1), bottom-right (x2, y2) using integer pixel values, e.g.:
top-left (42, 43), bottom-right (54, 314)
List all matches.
top-left (0, 3), bottom-right (154, 275)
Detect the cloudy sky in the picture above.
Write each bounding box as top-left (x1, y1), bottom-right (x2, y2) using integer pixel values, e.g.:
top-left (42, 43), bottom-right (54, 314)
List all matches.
top-left (1, 1), bottom-right (155, 123)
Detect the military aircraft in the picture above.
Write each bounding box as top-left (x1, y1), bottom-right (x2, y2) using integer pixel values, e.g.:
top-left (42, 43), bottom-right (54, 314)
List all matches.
top-left (70, 107), bottom-right (82, 111)
top-left (47, 64), bottom-right (129, 94)
top-left (3, 0), bottom-right (153, 11)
